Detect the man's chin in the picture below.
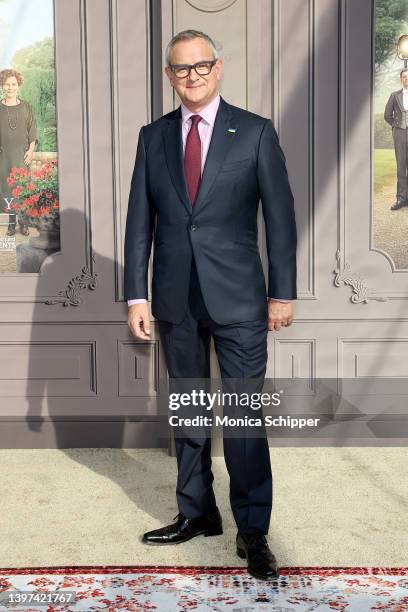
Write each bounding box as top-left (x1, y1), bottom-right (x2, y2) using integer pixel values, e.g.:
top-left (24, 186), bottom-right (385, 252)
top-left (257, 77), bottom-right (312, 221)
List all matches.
top-left (183, 91), bottom-right (211, 107)
top-left (186, 91), bottom-right (204, 100)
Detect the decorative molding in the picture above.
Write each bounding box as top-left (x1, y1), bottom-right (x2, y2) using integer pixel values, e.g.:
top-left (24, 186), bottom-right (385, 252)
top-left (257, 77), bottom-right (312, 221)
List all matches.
top-left (368, 0), bottom-right (406, 273)
top-left (185, 0), bottom-right (238, 12)
top-left (110, 0), bottom-right (151, 302)
top-left (274, 337), bottom-right (316, 383)
top-left (45, 253), bottom-right (98, 307)
top-left (0, 340), bottom-right (97, 399)
top-left (47, 0), bottom-right (97, 307)
top-left (338, 0), bottom-right (407, 302)
top-left (271, 0), bottom-right (316, 299)
top-left (333, 250), bottom-right (387, 303)
top-left (118, 339), bottom-right (159, 398)
top-left (0, 0), bottom-right (96, 305)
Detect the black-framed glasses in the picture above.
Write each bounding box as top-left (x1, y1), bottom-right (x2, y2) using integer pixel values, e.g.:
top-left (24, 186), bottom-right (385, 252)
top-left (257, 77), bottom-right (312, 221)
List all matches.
top-left (169, 60), bottom-right (217, 79)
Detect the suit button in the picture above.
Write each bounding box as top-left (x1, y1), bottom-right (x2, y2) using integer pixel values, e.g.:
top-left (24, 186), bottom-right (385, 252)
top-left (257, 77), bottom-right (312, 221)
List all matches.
top-left (191, 224), bottom-right (198, 231)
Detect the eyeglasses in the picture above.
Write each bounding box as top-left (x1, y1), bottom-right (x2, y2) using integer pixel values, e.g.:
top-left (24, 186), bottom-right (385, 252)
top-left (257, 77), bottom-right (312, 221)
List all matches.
top-left (169, 60), bottom-right (217, 79)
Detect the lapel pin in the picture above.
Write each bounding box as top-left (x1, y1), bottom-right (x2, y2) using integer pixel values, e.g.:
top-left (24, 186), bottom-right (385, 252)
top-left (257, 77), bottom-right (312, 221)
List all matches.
top-left (228, 128), bottom-right (236, 133)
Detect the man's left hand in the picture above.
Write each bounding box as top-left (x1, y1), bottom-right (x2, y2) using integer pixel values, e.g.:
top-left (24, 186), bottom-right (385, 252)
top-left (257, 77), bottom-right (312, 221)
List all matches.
top-left (268, 300), bottom-right (294, 331)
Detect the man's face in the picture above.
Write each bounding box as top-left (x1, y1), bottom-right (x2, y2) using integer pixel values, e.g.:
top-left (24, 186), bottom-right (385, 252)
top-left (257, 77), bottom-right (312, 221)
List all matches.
top-left (401, 71), bottom-right (408, 88)
top-left (165, 37), bottom-right (223, 111)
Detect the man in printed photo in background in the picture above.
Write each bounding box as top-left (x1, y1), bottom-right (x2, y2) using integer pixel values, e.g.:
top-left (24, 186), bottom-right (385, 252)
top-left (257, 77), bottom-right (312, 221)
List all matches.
top-left (384, 68), bottom-right (408, 210)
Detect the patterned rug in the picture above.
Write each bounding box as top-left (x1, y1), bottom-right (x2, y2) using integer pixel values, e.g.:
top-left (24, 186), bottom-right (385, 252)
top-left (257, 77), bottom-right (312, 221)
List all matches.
top-left (0, 566), bottom-right (407, 611)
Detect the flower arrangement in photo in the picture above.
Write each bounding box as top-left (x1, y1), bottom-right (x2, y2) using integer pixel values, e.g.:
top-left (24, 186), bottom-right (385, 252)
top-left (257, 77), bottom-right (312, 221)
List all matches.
top-left (6, 160), bottom-right (59, 225)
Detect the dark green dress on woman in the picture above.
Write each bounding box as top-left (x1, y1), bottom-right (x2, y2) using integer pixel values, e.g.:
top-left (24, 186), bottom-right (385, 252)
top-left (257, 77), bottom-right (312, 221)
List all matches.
top-left (0, 99), bottom-right (38, 214)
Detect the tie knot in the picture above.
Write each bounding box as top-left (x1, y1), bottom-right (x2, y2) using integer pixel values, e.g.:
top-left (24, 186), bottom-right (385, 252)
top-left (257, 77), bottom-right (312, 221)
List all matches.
top-left (190, 115), bottom-right (202, 127)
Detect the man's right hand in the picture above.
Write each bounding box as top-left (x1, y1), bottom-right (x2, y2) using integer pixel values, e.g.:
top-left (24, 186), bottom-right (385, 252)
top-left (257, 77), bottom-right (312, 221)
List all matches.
top-left (128, 303), bottom-right (151, 340)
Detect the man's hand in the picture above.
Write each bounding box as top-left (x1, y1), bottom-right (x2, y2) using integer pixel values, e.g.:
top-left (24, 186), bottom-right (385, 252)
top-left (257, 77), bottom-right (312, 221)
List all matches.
top-left (268, 300), bottom-right (294, 331)
top-left (128, 303), bottom-right (151, 340)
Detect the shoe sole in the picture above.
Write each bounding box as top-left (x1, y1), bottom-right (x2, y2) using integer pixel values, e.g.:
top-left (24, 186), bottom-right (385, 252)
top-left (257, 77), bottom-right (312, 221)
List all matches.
top-left (237, 547), bottom-right (280, 580)
top-left (142, 528), bottom-right (223, 545)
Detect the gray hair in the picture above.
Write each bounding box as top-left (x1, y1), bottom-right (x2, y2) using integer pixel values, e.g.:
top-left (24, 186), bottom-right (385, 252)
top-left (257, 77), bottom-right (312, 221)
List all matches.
top-left (165, 29), bottom-right (219, 65)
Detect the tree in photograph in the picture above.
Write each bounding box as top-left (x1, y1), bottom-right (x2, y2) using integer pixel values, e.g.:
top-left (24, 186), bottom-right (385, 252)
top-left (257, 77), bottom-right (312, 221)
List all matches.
top-left (12, 38), bottom-right (56, 151)
top-left (376, 0), bottom-right (408, 72)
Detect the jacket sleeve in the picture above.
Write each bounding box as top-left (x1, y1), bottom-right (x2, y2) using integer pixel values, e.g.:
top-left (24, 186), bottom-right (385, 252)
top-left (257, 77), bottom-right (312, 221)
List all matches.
top-left (124, 126), bottom-right (155, 300)
top-left (257, 119), bottom-right (297, 300)
top-left (384, 94), bottom-right (395, 126)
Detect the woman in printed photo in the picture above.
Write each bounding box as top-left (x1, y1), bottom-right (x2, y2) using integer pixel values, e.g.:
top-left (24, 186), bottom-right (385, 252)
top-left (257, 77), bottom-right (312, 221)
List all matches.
top-left (0, 68), bottom-right (39, 237)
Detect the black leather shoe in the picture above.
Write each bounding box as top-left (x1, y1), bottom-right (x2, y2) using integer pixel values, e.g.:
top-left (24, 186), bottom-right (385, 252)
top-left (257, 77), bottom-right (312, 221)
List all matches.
top-left (236, 532), bottom-right (279, 580)
top-left (390, 200), bottom-right (407, 210)
top-left (142, 508), bottom-right (223, 545)
top-left (6, 223), bottom-right (15, 236)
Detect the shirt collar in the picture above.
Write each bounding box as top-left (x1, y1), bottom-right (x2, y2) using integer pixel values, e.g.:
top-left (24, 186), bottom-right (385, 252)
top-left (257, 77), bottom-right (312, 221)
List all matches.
top-left (181, 93), bottom-right (220, 127)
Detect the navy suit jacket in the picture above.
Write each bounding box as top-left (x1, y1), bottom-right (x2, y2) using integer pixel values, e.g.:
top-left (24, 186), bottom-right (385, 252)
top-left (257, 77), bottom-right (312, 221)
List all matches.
top-left (124, 96), bottom-right (297, 324)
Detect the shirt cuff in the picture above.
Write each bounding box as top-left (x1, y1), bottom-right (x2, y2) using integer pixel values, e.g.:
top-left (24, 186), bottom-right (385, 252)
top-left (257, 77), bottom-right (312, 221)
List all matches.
top-left (267, 298), bottom-right (291, 303)
top-left (129, 298), bottom-right (291, 305)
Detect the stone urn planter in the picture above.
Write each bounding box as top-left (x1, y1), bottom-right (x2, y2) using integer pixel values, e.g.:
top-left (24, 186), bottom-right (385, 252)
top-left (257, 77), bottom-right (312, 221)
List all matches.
top-left (10, 157), bottom-right (60, 272)
top-left (29, 215), bottom-right (60, 250)
top-left (16, 216), bottom-right (60, 273)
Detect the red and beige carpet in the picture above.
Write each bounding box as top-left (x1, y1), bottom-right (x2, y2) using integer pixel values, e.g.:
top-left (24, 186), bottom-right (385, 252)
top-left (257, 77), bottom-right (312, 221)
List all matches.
top-left (0, 566), bottom-right (407, 611)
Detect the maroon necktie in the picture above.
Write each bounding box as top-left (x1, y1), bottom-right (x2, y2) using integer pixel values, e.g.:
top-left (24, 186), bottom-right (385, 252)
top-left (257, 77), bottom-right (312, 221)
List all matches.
top-left (184, 115), bottom-right (202, 206)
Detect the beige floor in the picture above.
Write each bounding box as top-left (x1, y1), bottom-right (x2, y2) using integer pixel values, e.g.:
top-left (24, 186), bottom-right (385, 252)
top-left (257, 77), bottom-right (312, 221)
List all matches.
top-left (0, 447), bottom-right (407, 569)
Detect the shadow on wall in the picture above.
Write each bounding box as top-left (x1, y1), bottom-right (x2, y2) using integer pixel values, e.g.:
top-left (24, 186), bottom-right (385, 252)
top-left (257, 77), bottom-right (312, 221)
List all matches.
top-left (22, 207), bottom-right (174, 524)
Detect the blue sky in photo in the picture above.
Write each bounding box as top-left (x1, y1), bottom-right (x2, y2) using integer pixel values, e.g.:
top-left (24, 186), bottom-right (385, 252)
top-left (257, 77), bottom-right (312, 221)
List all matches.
top-left (0, 0), bottom-right (53, 68)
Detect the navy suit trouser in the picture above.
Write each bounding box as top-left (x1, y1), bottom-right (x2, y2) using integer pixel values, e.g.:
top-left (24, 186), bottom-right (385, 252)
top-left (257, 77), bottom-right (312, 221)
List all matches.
top-left (158, 259), bottom-right (272, 535)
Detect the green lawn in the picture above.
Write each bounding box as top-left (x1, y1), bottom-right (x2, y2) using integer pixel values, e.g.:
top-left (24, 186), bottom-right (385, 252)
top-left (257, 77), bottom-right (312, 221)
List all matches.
top-left (374, 149), bottom-right (396, 193)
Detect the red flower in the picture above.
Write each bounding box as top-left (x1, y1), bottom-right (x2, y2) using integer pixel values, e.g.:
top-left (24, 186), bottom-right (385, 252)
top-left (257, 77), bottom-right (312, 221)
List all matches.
top-left (8, 160), bottom-right (58, 219)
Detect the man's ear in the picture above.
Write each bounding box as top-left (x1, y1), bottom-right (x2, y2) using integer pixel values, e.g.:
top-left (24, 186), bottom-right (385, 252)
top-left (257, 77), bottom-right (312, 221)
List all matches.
top-left (165, 66), bottom-right (173, 85)
top-left (215, 59), bottom-right (224, 82)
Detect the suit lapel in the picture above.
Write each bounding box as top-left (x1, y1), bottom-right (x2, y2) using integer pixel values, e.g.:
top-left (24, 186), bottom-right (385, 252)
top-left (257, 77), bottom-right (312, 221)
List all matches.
top-left (163, 108), bottom-right (192, 215)
top-left (193, 97), bottom-right (236, 214)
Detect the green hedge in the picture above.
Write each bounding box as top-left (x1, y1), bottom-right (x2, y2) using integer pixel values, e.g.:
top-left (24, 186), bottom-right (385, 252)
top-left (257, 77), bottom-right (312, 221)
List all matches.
top-left (41, 126), bottom-right (57, 152)
top-left (375, 113), bottom-right (393, 149)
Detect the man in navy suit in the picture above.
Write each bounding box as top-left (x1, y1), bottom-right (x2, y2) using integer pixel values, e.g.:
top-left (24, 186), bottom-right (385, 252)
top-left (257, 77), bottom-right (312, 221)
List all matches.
top-left (124, 29), bottom-right (297, 580)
